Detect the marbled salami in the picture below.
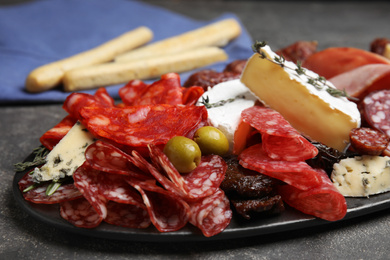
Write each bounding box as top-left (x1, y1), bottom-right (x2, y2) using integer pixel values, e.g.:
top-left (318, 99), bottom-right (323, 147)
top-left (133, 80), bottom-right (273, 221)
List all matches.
top-left (60, 198), bottom-right (103, 228)
top-left (362, 90), bottom-right (390, 137)
top-left (239, 144), bottom-right (322, 190)
top-left (188, 188), bottom-right (232, 237)
top-left (349, 127), bottom-right (389, 156)
top-left (104, 201), bottom-right (151, 229)
top-left (277, 169), bottom-right (347, 221)
top-left (241, 106), bottom-right (318, 161)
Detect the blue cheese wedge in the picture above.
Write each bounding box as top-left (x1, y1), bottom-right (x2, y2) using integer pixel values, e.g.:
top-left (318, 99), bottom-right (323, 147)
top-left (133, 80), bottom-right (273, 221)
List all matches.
top-left (331, 155), bottom-right (390, 197)
top-left (197, 79), bottom-right (257, 153)
top-left (32, 121), bottom-right (95, 182)
top-left (240, 45), bottom-right (361, 151)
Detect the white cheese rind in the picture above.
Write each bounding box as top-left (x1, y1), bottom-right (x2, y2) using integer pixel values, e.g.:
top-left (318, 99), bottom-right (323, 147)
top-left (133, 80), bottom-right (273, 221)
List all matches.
top-left (32, 121), bottom-right (95, 182)
top-left (331, 155), bottom-right (390, 197)
top-left (197, 79), bottom-right (257, 152)
top-left (240, 45), bottom-right (361, 151)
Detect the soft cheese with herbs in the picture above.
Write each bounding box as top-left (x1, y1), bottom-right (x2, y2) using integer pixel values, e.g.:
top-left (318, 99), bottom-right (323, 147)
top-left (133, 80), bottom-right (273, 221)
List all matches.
top-left (240, 44), bottom-right (361, 151)
top-left (197, 79), bottom-right (257, 153)
top-left (331, 155), bottom-right (390, 197)
top-left (32, 121), bottom-right (95, 182)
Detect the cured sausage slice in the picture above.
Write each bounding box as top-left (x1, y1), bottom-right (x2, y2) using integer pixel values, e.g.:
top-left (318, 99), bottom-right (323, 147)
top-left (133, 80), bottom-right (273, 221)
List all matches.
top-left (181, 86), bottom-right (204, 106)
top-left (60, 198), bottom-right (103, 228)
top-left (119, 73), bottom-right (183, 106)
top-left (362, 90), bottom-right (390, 137)
top-left (23, 183), bottom-right (82, 204)
top-left (72, 162), bottom-right (108, 219)
top-left (85, 140), bottom-right (151, 180)
top-left (79, 104), bottom-right (208, 147)
top-left (239, 144), bottom-right (322, 190)
top-left (39, 115), bottom-right (78, 150)
top-left (241, 106), bottom-right (318, 161)
top-left (188, 189), bottom-right (232, 237)
top-left (129, 183), bottom-right (190, 232)
top-left (148, 144), bottom-right (227, 200)
top-left (349, 127), bottom-right (389, 156)
top-left (277, 169), bottom-right (347, 221)
top-left (276, 41), bottom-right (318, 63)
top-left (104, 201), bottom-right (151, 229)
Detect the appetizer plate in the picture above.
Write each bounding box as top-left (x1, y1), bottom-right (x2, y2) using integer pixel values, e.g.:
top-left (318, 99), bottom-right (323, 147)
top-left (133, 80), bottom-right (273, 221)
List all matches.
top-left (12, 157), bottom-right (390, 242)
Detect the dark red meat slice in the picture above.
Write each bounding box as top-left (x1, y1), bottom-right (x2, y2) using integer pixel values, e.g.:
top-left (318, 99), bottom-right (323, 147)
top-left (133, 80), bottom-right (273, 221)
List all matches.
top-left (349, 127), bottom-right (389, 156)
top-left (362, 90), bottom-right (390, 137)
top-left (241, 106), bottom-right (318, 161)
top-left (18, 171), bottom-right (35, 192)
top-left (104, 201), bottom-right (151, 229)
top-left (73, 162), bottom-right (108, 219)
top-left (79, 104), bottom-right (208, 147)
top-left (60, 198), bottom-right (103, 228)
top-left (276, 41), bottom-right (318, 63)
top-left (188, 188), bottom-right (232, 237)
top-left (39, 115), bottom-right (77, 150)
top-left (85, 140), bottom-right (151, 180)
top-left (129, 182), bottom-right (190, 232)
top-left (148, 144), bottom-right (226, 200)
top-left (239, 144), bottom-right (322, 190)
top-left (277, 169), bottom-right (347, 221)
top-left (183, 69), bottom-right (240, 90)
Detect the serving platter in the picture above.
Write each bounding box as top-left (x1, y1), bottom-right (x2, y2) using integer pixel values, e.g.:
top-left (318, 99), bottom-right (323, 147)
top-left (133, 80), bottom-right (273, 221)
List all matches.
top-left (12, 154), bottom-right (390, 242)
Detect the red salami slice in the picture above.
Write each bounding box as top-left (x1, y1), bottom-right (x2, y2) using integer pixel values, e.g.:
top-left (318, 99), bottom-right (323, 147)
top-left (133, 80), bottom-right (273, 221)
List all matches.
top-left (129, 183), bottom-right (190, 232)
top-left (104, 201), bottom-right (151, 229)
top-left (60, 198), bottom-right (103, 228)
top-left (79, 104), bottom-right (208, 147)
top-left (239, 144), bottom-right (322, 190)
top-left (18, 171), bottom-right (35, 192)
top-left (63, 88), bottom-right (114, 120)
top-left (362, 90), bottom-right (390, 137)
top-left (119, 80), bottom-right (150, 106)
top-left (349, 127), bottom-right (389, 156)
top-left (39, 115), bottom-right (77, 150)
top-left (182, 86), bottom-right (204, 106)
top-left (277, 169), bottom-right (347, 221)
top-left (148, 144), bottom-right (227, 200)
top-left (73, 162), bottom-right (108, 219)
top-left (188, 189), bottom-right (232, 237)
top-left (85, 140), bottom-right (151, 180)
top-left (241, 106), bottom-right (318, 161)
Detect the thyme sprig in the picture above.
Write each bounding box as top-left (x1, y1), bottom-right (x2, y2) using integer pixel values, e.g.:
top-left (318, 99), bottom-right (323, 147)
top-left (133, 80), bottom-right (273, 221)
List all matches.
top-left (252, 41), bottom-right (358, 101)
top-left (14, 146), bottom-right (49, 172)
top-left (200, 95), bottom-right (246, 109)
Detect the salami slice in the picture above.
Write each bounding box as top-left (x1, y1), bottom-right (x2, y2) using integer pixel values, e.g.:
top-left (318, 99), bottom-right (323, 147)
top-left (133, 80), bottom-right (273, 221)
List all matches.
top-left (241, 106), bottom-right (318, 161)
top-left (349, 127), bottom-right (389, 156)
top-left (79, 104), bottom-right (208, 147)
top-left (119, 80), bottom-right (150, 106)
top-left (362, 90), bottom-right (390, 137)
top-left (188, 188), bottom-right (232, 237)
top-left (148, 144), bottom-right (227, 200)
top-left (182, 86), bottom-right (204, 106)
top-left (277, 169), bottom-right (347, 221)
top-left (39, 115), bottom-right (77, 150)
top-left (104, 201), bottom-right (151, 229)
top-left (238, 144), bottom-right (322, 190)
top-left (85, 140), bottom-right (151, 180)
top-left (60, 198), bottom-right (103, 228)
top-left (129, 183), bottom-right (191, 232)
top-left (73, 162), bottom-right (108, 219)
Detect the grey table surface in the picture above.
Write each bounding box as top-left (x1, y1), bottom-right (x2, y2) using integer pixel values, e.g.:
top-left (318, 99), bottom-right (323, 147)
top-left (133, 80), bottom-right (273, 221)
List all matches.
top-left (1, 0), bottom-right (390, 259)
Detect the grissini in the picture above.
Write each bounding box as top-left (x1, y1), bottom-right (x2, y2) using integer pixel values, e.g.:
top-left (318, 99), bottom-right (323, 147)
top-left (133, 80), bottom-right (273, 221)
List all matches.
top-left (25, 26), bottom-right (153, 93)
top-left (114, 19), bottom-right (241, 62)
top-left (63, 46), bottom-right (228, 92)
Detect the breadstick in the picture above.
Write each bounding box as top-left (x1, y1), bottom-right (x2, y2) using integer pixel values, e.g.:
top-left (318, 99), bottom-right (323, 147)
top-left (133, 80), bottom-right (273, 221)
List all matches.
top-left (63, 46), bottom-right (228, 92)
top-left (25, 27), bottom-right (153, 93)
top-left (384, 44), bottom-right (390, 59)
top-left (114, 19), bottom-right (241, 62)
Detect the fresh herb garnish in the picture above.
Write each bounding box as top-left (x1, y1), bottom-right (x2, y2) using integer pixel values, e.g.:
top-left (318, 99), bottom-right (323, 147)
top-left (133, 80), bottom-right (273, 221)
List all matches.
top-left (14, 146), bottom-right (49, 172)
top-left (200, 95), bottom-right (246, 109)
top-left (251, 41), bottom-right (358, 101)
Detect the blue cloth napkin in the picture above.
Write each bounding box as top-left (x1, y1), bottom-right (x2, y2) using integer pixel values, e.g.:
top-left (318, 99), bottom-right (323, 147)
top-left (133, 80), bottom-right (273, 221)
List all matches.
top-left (0, 0), bottom-right (253, 104)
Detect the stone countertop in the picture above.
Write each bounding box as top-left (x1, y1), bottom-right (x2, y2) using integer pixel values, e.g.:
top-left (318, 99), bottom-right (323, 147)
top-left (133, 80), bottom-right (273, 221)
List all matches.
top-left (1, 1), bottom-right (390, 259)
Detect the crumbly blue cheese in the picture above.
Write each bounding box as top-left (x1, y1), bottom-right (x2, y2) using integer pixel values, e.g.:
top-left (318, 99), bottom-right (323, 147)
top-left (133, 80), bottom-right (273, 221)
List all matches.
top-left (197, 79), bottom-right (257, 153)
top-left (32, 121), bottom-right (95, 182)
top-left (331, 155), bottom-right (390, 197)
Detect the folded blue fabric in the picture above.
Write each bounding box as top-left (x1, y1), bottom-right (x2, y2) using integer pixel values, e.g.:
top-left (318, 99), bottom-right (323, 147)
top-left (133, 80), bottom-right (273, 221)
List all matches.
top-left (0, 0), bottom-right (253, 104)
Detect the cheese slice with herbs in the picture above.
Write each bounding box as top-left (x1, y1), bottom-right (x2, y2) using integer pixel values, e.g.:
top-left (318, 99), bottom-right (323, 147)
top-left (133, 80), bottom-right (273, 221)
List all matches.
top-left (32, 121), bottom-right (95, 182)
top-left (240, 45), bottom-right (361, 151)
top-left (331, 155), bottom-right (390, 197)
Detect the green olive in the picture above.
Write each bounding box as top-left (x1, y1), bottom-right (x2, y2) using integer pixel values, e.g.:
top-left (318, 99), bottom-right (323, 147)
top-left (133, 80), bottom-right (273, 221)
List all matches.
top-left (194, 126), bottom-right (229, 156)
top-left (163, 136), bottom-right (202, 174)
